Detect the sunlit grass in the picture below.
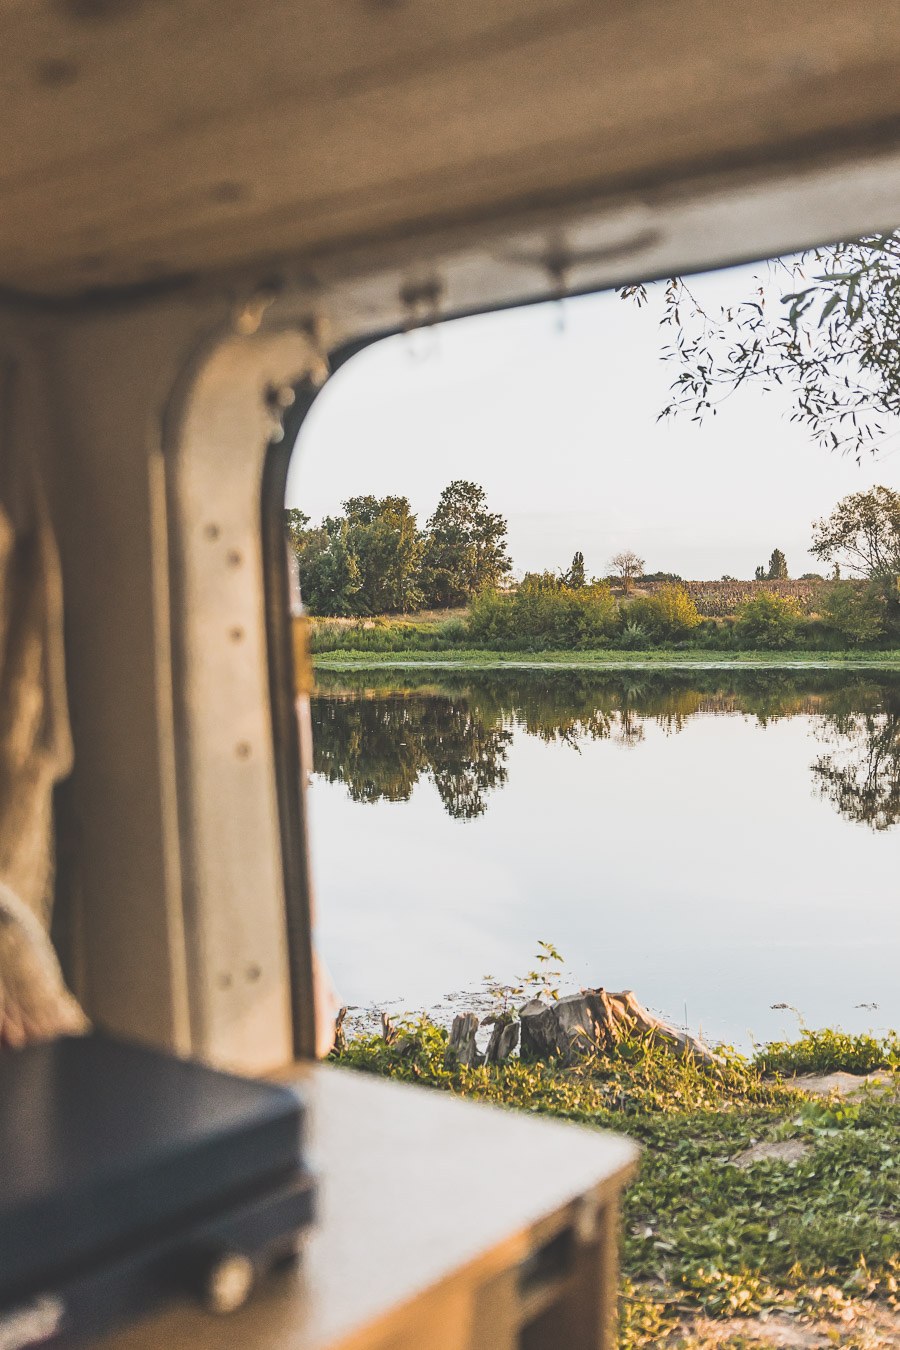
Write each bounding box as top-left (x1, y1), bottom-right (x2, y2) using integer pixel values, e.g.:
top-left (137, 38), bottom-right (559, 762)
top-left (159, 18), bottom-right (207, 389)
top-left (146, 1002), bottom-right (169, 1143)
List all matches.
top-left (334, 1022), bottom-right (900, 1347)
top-left (314, 647), bottom-right (900, 667)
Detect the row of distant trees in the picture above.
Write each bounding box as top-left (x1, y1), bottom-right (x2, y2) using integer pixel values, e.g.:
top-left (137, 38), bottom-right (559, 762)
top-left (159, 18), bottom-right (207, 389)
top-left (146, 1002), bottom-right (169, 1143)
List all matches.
top-left (288, 484), bottom-right (900, 617)
top-left (574, 489), bottom-right (900, 592)
top-left (286, 480), bottom-right (511, 615)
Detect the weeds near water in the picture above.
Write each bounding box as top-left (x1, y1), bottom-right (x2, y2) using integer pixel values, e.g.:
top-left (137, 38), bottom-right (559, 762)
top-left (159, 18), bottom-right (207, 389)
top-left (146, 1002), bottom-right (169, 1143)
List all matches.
top-left (755, 1022), bottom-right (900, 1077)
top-left (481, 940), bottom-right (567, 1015)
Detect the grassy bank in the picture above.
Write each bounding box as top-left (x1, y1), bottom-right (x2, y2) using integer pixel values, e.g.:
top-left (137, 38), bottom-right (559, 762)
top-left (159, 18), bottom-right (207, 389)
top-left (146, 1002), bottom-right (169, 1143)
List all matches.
top-left (335, 1024), bottom-right (900, 1348)
top-left (314, 647), bottom-right (900, 669)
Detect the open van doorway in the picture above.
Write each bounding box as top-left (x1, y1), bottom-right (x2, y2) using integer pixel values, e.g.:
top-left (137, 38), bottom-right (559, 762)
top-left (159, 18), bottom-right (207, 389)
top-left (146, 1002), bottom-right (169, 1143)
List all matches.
top-left (284, 244), bottom-right (900, 1345)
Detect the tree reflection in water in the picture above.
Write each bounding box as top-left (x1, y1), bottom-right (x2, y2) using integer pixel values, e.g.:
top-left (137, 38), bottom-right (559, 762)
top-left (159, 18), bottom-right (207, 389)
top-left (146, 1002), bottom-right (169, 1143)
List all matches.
top-left (311, 669), bottom-right (900, 828)
top-left (311, 693), bottom-right (512, 820)
top-left (811, 696), bottom-right (900, 831)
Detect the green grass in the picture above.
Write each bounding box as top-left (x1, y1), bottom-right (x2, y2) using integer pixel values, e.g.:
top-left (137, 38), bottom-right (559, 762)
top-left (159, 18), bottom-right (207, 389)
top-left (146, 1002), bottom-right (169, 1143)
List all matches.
top-left (334, 1023), bottom-right (900, 1347)
top-left (756, 1026), bottom-right (900, 1077)
top-left (314, 647), bottom-right (900, 669)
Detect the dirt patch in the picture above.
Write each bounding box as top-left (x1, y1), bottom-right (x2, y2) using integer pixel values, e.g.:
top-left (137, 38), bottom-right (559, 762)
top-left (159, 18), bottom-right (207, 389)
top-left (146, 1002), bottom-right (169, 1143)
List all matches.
top-left (730, 1139), bottom-right (811, 1168)
top-left (790, 1071), bottom-right (895, 1099)
top-left (675, 1304), bottom-right (900, 1348)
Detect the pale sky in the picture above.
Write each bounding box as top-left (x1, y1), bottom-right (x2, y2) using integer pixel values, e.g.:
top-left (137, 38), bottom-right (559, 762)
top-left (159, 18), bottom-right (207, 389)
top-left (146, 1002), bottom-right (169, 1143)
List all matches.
top-left (285, 260), bottom-right (900, 581)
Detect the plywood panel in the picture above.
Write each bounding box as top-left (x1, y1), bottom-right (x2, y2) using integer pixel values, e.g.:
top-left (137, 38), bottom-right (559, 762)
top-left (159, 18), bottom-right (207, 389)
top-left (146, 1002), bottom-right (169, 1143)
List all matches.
top-left (2, 0), bottom-right (900, 296)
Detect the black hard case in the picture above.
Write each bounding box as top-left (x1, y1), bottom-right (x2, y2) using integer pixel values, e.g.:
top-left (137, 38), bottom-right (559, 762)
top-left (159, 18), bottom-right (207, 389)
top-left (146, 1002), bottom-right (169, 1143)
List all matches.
top-left (0, 1035), bottom-right (315, 1341)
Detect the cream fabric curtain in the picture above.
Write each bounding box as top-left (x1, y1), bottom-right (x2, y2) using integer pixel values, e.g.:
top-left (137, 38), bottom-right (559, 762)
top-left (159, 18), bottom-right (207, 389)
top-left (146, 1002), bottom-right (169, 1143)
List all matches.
top-left (0, 354), bottom-right (85, 1046)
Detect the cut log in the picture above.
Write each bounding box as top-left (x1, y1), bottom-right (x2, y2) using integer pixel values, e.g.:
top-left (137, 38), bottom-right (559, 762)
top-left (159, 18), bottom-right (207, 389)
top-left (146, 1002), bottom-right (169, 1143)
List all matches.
top-left (484, 1015), bottom-right (520, 1064)
top-left (446, 1012), bottom-right (482, 1067)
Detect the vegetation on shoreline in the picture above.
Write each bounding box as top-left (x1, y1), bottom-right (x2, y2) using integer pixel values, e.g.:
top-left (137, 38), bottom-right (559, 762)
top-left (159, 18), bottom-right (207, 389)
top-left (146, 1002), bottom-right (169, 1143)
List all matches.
top-left (308, 574), bottom-right (900, 656)
top-left (313, 644), bottom-right (900, 667)
top-left (293, 485), bottom-right (900, 658)
top-left (308, 585), bottom-right (900, 658)
top-left (333, 1021), bottom-right (900, 1347)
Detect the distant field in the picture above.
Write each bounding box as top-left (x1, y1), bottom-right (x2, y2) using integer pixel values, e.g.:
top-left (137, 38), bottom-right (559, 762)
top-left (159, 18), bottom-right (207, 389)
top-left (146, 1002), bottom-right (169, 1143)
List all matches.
top-left (646, 577), bottom-right (828, 616)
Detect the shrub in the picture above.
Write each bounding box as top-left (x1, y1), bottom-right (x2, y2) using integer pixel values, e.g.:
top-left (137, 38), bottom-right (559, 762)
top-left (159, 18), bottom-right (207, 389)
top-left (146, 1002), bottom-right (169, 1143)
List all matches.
top-left (693, 618), bottom-right (732, 649)
top-left (820, 580), bottom-right (886, 645)
top-left (622, 584), bottom-right (702, 641)
top-left (438, 615), bottom-right (468, 643)
top-left (308, 618), bottom-right (456, 653)
top-left (468, 578), bottom-right (620, 647)
top-left (466, 586), bottom-right (514, 641)
top-left (617, 621), bottom-right (651, 650)
top-left (754, 1026), bottom-right (900, 1076)
top-left (733, 591), bottom-right (802, 648)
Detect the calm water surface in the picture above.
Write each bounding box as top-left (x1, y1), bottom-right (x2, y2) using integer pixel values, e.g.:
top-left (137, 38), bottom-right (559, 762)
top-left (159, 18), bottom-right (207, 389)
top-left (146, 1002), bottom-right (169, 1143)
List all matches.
top-left (308, 668), bottom-right (900, 1049)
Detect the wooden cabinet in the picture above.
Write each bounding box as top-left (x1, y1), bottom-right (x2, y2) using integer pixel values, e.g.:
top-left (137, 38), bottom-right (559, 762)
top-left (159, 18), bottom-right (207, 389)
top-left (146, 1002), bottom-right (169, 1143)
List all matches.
top-left (97, 1065), bottom-right (638, 1350)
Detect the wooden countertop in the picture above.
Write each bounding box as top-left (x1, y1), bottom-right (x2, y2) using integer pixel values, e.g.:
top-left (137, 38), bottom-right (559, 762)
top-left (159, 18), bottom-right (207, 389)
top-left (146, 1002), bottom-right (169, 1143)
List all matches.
top-left (97, 1062), bottom-right (639, 1350)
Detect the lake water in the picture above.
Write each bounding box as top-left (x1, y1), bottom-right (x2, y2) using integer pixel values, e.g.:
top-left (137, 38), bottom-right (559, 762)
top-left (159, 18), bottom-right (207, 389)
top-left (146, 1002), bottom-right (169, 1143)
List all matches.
top-left (308, 667), bottom-right (900, 1050)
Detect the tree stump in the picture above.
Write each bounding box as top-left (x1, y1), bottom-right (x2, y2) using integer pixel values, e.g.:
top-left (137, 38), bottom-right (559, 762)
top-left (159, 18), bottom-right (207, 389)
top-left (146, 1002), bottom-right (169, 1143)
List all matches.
top-left (484, 1014), bottom-right (520, 1064)
top-left (606, 989), bottom-right (721, 1066)
top-left (520, 988), bottom-right (721, 1067)
top-left (518, 998), bottom-right (561, 1061)
top-left (332, 1005), bottom-right (348, 1055)
top-left (446, 1012), bottom-right (481, 1067)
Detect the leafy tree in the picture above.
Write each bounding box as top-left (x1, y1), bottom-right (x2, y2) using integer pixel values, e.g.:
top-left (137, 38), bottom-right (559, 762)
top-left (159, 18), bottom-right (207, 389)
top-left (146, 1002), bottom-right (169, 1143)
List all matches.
top-left (300, 517), bottom-right (361, 615)
top-left (422, 481), bottom-right (511, 607)
top-left (646, 583), bottom-right (702, 640)
top-left (810, 486), bottom-right (900, 578)
top-left (287, 495), bottom-right (424, 616)
top-left (609, 549), bottom-right (645, 595)
top-left (767, 548), bottom-right (789, 580)
top-left (285, 511), bottom-right (339, 611)
top-left (733, 592), bottom-right (801, 648)
top-left (342, 494), bottom-right (424, 614)
top-left (754, 565), bottom-right (766, 581)
top-left (621, 232), bottom-right (900, 460)
top-left (518, 570), bottom-right (562, 595)
top-left (564, 551), bottom-right (586, 589)
top-left (820, 580), bottom-right (886, 646)
top-left (284, 507), bottom-right (310, 551)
